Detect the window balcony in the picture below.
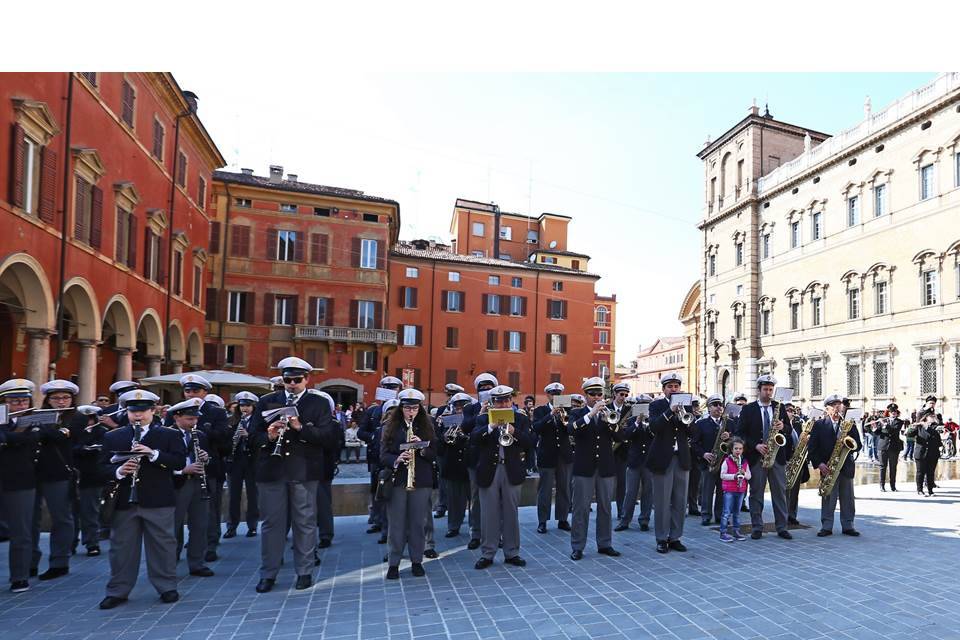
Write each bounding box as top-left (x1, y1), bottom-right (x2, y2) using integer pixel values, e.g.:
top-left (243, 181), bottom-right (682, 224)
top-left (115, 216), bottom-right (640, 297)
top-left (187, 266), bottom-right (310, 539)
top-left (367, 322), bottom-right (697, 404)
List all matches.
top-left (295, 325), bottom-right (397, 345)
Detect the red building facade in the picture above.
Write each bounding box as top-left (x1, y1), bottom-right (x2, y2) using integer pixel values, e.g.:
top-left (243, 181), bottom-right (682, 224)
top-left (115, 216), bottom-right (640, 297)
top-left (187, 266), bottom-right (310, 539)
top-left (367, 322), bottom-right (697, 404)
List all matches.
top-left (0, 73), bottom-right (224, 402)
top-left (593, 293), bottom-right (617, 383)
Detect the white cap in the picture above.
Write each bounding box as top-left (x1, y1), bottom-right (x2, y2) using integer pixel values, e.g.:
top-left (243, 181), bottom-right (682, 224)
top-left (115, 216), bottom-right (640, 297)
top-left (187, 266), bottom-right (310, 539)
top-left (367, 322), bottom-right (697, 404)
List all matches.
top-left (75, 405), bottom-right (102, 416)
top-left (444, 383), bottom-right (465, 394)
top-left (570, 394), bottom-right (586, 404)
top-left (474, 373), bottom-right (499, 389)
top-left (179, 374), bottom-right (212, 390)
top-left (733, 391), bottom-right (747, 402)
top-left (706, 393), bottom-right (724, 406)
top-left (168, 398), bottom-right (204, 415)
top-left (634, 394), bottom-right (654, 403)
top-left (489, 385), bottom-right (514, 400)
top-left (269, 376), bottom-right (284, 386)
top-left (544, 382), bottom-right (565, 394)
top-left (397, 388), bottom-right (426, 405)
top-left (0, 378), bottom-right (35, 398)
top-left (612, 382), bottom-right (630, 394)
top-left (824, 394), bottom-right (843, 407)
top-left (450, 392), bottom-right (473, 405)
top-left (277, 357), bottom-right (312, 374)
top-left (379, 376), bottom-right (402, 387)
top-left (40, 379), bottom-right (80, 396)
top-left (382, 399), bottom-right (400, 412)
top-left (756, 374), bottom-right (776, 387)
top-left (659, 371), bottom-right (682, 386)
top-left (204, 394), bottom-right (225, 409)
top-left (109, 380), bottom-right (139, 394)
top-left (582, 376), bottom-right (605, 392)
top-left (306, 389), bottom-right (336, 412)
top-left (234, 391), bottom-right (259, 404)
top-left (119, 389), bottom-right (160, 408)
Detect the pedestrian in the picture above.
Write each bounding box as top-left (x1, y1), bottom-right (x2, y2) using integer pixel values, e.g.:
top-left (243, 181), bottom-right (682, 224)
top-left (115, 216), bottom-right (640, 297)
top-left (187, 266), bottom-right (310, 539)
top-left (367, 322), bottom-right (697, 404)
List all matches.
top-left (718, 438), bottom-right (750, 542)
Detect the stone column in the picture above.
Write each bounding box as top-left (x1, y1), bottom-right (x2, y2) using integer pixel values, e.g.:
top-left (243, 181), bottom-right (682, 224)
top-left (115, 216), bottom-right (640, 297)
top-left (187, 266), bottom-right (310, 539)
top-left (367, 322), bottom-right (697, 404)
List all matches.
top-left (115, 348), bottom-right (133, 382)
top-left (26, 329), bottom-right (52, 404)
top-left (170, 361), bottom-right (184, 375)
top-left (77, 340), bottom-right (99, 405)
top-left (145, 356), bottom-right (162, 378)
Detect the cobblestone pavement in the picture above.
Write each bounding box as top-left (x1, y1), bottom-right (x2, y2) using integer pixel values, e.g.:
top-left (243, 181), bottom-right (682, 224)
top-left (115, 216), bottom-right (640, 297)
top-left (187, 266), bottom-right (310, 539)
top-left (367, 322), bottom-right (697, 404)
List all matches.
top-left (2, 479), bottom-right (959, 640)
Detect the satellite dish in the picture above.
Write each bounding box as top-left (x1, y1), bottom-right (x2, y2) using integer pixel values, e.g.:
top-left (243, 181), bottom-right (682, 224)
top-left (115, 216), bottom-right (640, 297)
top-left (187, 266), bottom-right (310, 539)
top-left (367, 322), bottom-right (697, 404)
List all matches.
top-left (549, 240), bottom-right (558, 249)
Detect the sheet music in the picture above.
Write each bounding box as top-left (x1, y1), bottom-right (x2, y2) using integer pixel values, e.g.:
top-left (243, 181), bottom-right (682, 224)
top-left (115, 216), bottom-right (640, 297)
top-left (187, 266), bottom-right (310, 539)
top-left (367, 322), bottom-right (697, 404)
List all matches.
top-left (724, 403), bottom-right (742, 419)
top-left (0, 404), bottom-right (6, 424)
top-left (440, 413), bottom-right (463, 427)
top-left (375, 387), bottom-right (398, 402)
top-left (845, 408), bottom-right (863, 422)
top-left (631, 403), bottom-right (650, 418)
top-left (670, 393), bottom-right (693, 409)
top-left (554, 394), bottom-right (573, 409)
top-left (774, 387), bottom-right (795, 403)
top-left (478, 390), bottom-right (492, 405)
top-left (488, 408), bottom-right (515, 425)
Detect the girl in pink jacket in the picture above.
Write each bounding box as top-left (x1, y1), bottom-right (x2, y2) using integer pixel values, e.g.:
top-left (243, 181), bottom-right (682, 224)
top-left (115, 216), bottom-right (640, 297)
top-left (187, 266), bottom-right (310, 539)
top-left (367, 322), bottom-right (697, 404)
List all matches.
top-left (718, 439), bottom-right (751, 542)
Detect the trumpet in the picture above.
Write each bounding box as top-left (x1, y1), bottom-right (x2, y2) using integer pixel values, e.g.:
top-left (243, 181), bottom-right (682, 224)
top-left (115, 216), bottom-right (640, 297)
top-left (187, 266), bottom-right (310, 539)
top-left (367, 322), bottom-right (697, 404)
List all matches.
top-left (677, 405), bottom-right (695, 426)
top-left (554, 406), bottom-right (568, 424)
top-left (498, 425), bottom-right (515, 447)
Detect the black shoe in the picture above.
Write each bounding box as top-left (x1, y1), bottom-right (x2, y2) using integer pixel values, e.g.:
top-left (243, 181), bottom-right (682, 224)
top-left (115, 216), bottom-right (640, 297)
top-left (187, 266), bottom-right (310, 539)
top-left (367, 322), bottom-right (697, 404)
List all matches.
top-left (537, 523), bottom-right (547, 534)
top-left (557, 521), bottom-right (571, 531)
top-left (318, 539), bottom-right (331, 549)
top-left (190, 567), bottom-right (214, 577)
top-left (433, 509), bottom-right (446, 519)
top-left (688, 508), bottom-right (701, 517)
top-left (701, 520), bottom-right (711, 526)
top-left (817, 529), bottom-right (832, 537)
top-left (918, 490), bottom-right (925, 495)
top-left (366, 525), bottom-right (382, 534)
top-left (386, 566), bottom-right (399, 580)
top-left (29, 568), bottom-right (38, 578)
top-left (223, 527), bottom-right (237, 539)
top-left (890, 487), bottom-right (897, 492)
top-left (740, 504), bottom-right (750, 512)
top-left (377, 535), bottom-right (387, 544)
top-left (411, 562), bottom-right (425, 576)
top-left (467, 538), bottom-right (481, 550)
top-left (86, 546), bottom-right (101, 557)
top-left (668, 540), bottom-right (687, 552)
top-left (474, 557), bottom-right (493, 570)
top-left (842, 529), bottom-right (861, 537)
top-left (504, 556), bottom-right (526, 567)
top-left (246, 528), bottom-right (258, 537)
top-left (570, 550), bottom-right (583, 561)
top-left (787, 517), bottom-right (800, 525)
top-left (598, 547), bottom-right (621, 557)
top-left (204, 550), bottom-right (218, 562)
top-left (880, 486), bottom-right (886, 492)
top-left (639, 523), bottom-right (649, 532)
top-left (0, 535), bottom-right (9, 543)
top-left (38, 567), bottom-right (68, 581)
top-left (295, 575), bottom-right (312, 590)
top-left (656, 541), bottom-right (669, 554)
top-left (424, 549), bottom-right (439, 559)
top-left (614, 523), bottom-right (628, 532)
top-left (10, 581), bottom-right (30, 594)
top-left (98, 596), bottom-right (126, 609)
top-left (314, 551), bottom-right (321, 567)
top-left (255, 578), bottom-right (275, 593)
top-left (928, 492), bottom-right (935, 497)
top-left (777, 531), bottom-right (793, 540)
top-left (498, 539), bottom-right (503, 548)
top-left (445, 530), bottom-right (460, 538)
top-left (750, 531), bottom-right (762, 540)
top-left (160, 590), bottom-right (180, 604)
top-left (382, 554), bottom-right (388, 563)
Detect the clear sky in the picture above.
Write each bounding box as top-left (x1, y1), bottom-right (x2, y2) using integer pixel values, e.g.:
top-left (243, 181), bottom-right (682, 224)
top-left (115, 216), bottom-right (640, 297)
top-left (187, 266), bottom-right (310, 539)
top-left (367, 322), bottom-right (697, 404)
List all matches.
top-left (174, 71), bottom-right (935, 363)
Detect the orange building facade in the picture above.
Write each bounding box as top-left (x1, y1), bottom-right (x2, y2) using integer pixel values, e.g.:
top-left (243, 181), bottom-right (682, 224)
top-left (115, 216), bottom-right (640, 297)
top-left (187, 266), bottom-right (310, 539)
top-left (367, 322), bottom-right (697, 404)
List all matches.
top-left (593, 293), bottom-right (617, 383)
top-left (0, 72), bottom-right (223, 402)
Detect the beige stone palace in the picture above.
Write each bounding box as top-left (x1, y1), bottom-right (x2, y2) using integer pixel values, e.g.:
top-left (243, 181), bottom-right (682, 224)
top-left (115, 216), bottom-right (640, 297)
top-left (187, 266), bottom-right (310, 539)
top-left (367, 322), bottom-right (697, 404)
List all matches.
top-left (697, 72), bottom-right (960, 417)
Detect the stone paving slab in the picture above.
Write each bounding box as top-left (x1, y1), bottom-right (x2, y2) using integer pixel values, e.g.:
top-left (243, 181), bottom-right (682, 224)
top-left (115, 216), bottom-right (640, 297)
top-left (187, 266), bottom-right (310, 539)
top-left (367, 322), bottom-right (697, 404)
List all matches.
top-left (1, 480), bottom-right (959, 640)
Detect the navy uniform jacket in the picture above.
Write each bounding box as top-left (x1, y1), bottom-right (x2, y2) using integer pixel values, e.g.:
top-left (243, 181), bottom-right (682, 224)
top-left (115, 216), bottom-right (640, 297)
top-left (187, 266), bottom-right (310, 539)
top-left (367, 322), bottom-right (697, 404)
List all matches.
top-left (875, 418), bottom-right (904, 453)
top-left (249, 390), bottom-right (338, 483)
top-left (0, 417), bottom-right (42, 491)
top-left (73, 421), bottom-right (109, 489)
top-left (532, 403), bottom-right (572, 468)
top-left (567, 406), bottom-right (623, 477)
top-left (99, 424), bottom-right (187, 509)
top-left (645, 397), bottom-right (692, 473)
top-left (36, 409), bottom-right (79, 483)
top-left (166, 402), bottom-right (230, 479)
top-left (461, 401), bottom-right (484, 468)
top-left (437, 412), bottom-right (470, 482)
top-left (227, 414), bottom-right (255, 461)
top-left (910, 423), bottom-right (942, 462)
top-left (739, 401), bottom-right (794, 467)
top-left (808, 417), bottom-right (862, 479)
top-left (171, 427), bottom-right (215, 490)
top-left (622, 417), bottom-right (652, 469)
top-left (357, 404), bottom-right (384, 470)
top-left (470, 411), bottom-right (532, 487)
top-left (380, 422), bottom-right (439, 488)
top-left (690, 415), bottom-right (728, 471)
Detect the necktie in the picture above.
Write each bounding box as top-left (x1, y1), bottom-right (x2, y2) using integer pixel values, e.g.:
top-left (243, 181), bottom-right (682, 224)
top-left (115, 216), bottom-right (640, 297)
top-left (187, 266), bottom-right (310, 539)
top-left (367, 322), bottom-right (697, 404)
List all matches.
top-left (185, 433), bottom-right (193, 464)
top-left (762, 406), bottom-right (770, 439)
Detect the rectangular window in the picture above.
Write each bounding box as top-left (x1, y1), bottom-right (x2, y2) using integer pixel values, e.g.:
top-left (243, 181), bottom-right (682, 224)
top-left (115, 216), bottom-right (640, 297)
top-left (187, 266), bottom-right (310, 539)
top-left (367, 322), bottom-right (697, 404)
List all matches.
top-left (499, 226), bottom-right (512, 240)
top-left (275, 296), bottom-right (295, 326)
top-left (761, 309), bottom-right (771, 336)
top-left (277, 230), bottom-right (297, 261)
top-left (19, 136), bottom-right (41, 216)
top-left (547, 299), bottom-right (567, 320)
top-left (471, 250), bottom-right (485, 258)
top-left (312, 298), bottom-right (327, 325)
top-left (227, 291), bottom-right (248, 323)
top-left (145, 230), bottom-right (160, 283)
top-left (472, 222), bottom-right (485, 236)
top-left (229, 225), bottom-right (251, 258)
top-left (708, 254), bottom-right (716, 276)
top-left (790, 302), bottom-right (799, 330)
top-left (920, 163), bottom-right (934, 200)
top-left (923, 270), bottom-right (938, 306)
top-left (192, 266), bottom-right (202, 306)
top-left (736, 284), bottom-right (743, 297)
top-left (402, 325), bottom-right (418, 347)
top-left (402, 287), bottom-right (417, 309)
top-left (485, 294), bottom-right (501, 315)
top-left (848, 288), bottom-right (860, 320)
top-left (598, 330), bottom-right (609, 345)
top-left (152, 119), bottom-right (164, 160)
top-left (80, 72), bottom-right (98, 87)
top-left (873, 361), bottom-right (889, 396)
top-left (508, 371), bottom-right (520, 390)
top-left (197, 176), bottom-right (206, 209)
top-left (280, 203), bottom-right (297, 213)
top-left (115, 208), bottom-right (131, 265)
top-left (74, 176), bottom-right (94, 245)
top-left (541, 256), bottom-right (557, 264)
top-left (846, 363), bottom-right (860, 396)
top-left (445, 327), bottom-right (459, 349)
top-left (548, 333), bottom-right (566, 355)
top-left (552, 281), bottom-right (563, 291)
top-left (448, 271), bottom-right (460, 282)
top-left (224, 345), bottom-right (242, 366)
top-left (445, 369), bottom-right (458, 385)
top-left (507, 331), bottom-right (521, 352)
top-left (875, 281), bottom-right (888, 314)
top-left (735, 242), bottom-right (743, 266)
top-left (486, 329), bottom-right (498, 351)
top-left (314, 207), bottom-right (331, 217)
top-left (511, 276), bottom-right (522, 288)
top-left (789, 367), bottom-right (800, 394)
top-left (812, 212), bottom-right (822, 240)
top-left (488, 275), bottom-right (500, 286)
top-left (790, 221), bottom-right (800, 248)
top-left (121, 79), bottom-right (136, 128)
top-left (847, 196), bottom-right (859, 227)
top-left (734, 314), bottom-right (743, 339)
top-left (357, 300), bottom-right (376, 329)
top-left (920, 358), bottom-right (937, 394)
top-left (707, 320), bottom-right (715, 344)
top-left (176, 150), bottom-right (187, 188)
top-left (446, 291), bottom-right (464, 312)
top-left (173, 250), bottom-right (183, 296)
top-left (235, 198), bottom-right (251, 208)
top-left (363, 213), bottom-right (378, 223)
top-left (406, 267), bottom-right (418, 278)
top-left (356, 350), bottom-right (376, 372)
top-left (762, 234), bottom-right (770, 259)
top-left (811, 367), bottom-right (823, 398)
top-left (527, 230), bottom-right (538, 243)
top-left (360, 238), bottom-right (378, 269)
top-left (509, 295), bottom-right (523, 316)
top-left (874, 183), bottom-right (887, 217)
top-left (812, 297), bottom-right (822, 326)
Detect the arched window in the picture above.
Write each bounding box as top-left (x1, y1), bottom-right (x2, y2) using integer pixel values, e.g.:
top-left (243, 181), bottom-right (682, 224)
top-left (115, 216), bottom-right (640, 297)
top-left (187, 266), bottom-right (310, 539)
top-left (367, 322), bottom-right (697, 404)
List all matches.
top-left (595, 306), bottom-right (609, 326)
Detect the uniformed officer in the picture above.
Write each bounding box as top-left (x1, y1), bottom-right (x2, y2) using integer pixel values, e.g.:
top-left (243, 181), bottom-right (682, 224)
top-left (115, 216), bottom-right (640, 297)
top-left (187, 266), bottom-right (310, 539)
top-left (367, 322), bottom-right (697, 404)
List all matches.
top-left (616, 394), bottom-right (655, 531)
top-left (1, 379), bottom-right (42, 593)
top-left (308, 388), bottom-right (340, 551)
top-left (249, 357), bottom-right (338, 593)
top-left (358, 376), bottom-right (402, 542)
top-left (169, 399), bottom-right (214, 577)
top-left (690, 394), bottom-right (728, 526)
top-left (98, 381), bottom-right (141, 430)
top-left (784, 402), bottom-right (809, 524)
top-left (471, 384), bottom-right (531, 569)
top-left (98, 390), bottom-right (187, 609)
top-left (72, 405), bottom-right (109, 556)
top-left (876, 403), bottom-right (904, 492)
top-left (30, 379), bottom-right (80, 581)
top-left (461, 372), bottom-right (499, 550)
top-left (438, 392), bottom-right (473, 537)
top-left (608, 382), bottom-right (632, 521)
top-left (434, 382), bottom-right (465, 519)
top-left (533, 382), bottom-right (573, 534)
top-left (224, 391), bottom-right (260, 538)
top-left (270, 376), bottom-right (285, 392)
top-left (809, 394), bottom-right (862, 536)
top-left (647, 372), bottom-right (693, 554)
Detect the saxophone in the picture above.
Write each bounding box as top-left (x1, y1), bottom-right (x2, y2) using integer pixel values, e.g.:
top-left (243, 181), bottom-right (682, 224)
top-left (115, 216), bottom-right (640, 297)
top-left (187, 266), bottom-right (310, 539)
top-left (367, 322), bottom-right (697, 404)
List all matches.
top-left (761, 401), bottom-right (787, 469)
top-left (708, 415), bottom-right (730, 474)
top-left (818, 418), bottom-right (857, 497)
top-left (785, 417), bottom-right (816, 489)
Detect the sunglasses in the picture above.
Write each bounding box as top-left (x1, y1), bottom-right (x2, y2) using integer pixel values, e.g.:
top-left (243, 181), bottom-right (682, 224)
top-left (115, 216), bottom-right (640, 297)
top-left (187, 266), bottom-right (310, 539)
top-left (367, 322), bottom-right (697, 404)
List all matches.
top-left (283, 376), bottom-right (304, 384)
top-left (586, 391), bottom-right (603, 397)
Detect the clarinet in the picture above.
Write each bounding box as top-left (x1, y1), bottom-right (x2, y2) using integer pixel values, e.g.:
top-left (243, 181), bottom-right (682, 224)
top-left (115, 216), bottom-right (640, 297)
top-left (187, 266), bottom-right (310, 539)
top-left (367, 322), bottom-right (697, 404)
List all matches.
top-left (190, 426), bottom-right (211, 500)
top-left (231, 416), bottom-right (248, 459)
top-left (128, 420), bottom-right (143, 504)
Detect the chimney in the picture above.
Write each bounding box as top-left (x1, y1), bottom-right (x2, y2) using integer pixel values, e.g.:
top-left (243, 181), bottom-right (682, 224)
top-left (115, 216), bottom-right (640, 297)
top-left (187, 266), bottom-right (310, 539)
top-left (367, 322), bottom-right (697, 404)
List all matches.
top-left (748, 98), bottom-right (759, 116)
top-left (182, 90), bottom-right (199, 114)
top-left (268, 165), bottom-right (283, 184)
top-left (287, 173), bottom-right (298, 183)
top-left (241, 168), bottom-right (254, 176)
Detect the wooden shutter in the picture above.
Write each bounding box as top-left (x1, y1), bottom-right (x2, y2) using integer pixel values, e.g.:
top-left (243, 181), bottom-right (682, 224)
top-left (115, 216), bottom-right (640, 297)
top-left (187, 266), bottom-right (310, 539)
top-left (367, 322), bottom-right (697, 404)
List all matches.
top-left (561, 300), bottom-right (568, 318)
top-left (74, 177), bottom-right (88, 240)
top-left (520, 296), bottom-right (528, 316)
top-left (10, 123), bottom-right (25, 208)
top-left (293, 233), bottom-right (305, 262)
top-left (319, 233), bottom-right (329, 264)
top-left (440, 289), bottom-right (448, 311)
top-left (500, 295), bottom-right (510, 314)
top-left (545, 333), bottom-right (552, 353)
top-left (263, 293), bottom-right (275, 325)
top-left (157, 235), bottom-right (167, 283)
top-left (415, 326), bottom-right (423, 346)
top-left (560, 334), bottom-right (567, 353)
top-left (234, 345), bottom-right (245, 366)
top-left (503, 331), bottom-right (510, 350)
top-left (209, 221), bottom-right (221, 254)
top-left (265, 227), bottom-right (277, 260)
top-left (349, 300), bottom-right (358, 328)
top-left (244, 292), bottom-right (256, 324)
top-left (410, 287), bottom-right (418, 308)
top-left (127, 214), bottom-right (137, 269)
top-left (308, 297), bottom-right (319, 325)
top-left (38, 146), bottom-right (57, 225)
top-left (229, 224), bottom-right (243, 256)
top-left (115, 209), bottom-right (124, 260)
top-left (482, 293), bottom-right (489, 314)
top-left (89, 185), bottom-right (103, 249)
top-left (509, 371), bottom-right (520, 391)
top-left (351, 237), bottom-right (361, 267)
top-left (460, 291), bottom-right (466, 313)
top-left (398, 286), bottom-right (406, 306)
top-left (143, 229), bottom-right (152, 278)
top-left (203, 343), bottom-right (219, 367)
top-left (310, 233), bottom-right (328, 264)
top-left (373, 301), bottom-right (383, 329)
top-left (290, 296), bottom-right (300, 325)
top-left (205, 288), bottom-right (218, 320)
top-left (446, 326), bottom-right (456, 348)
top-left (152, 119), bottom-right (163, 158)
top-left (326, 298), bottom-right (335, 326)
top-left (121, 81), bottom-right (134, 126)
top-left (520, 332), bottom-right (527, 352)
top-left (240, 225), bottom-right (250, 256)
top-left (376, 239), bottom-right (385, 269)
top-left (486, 329), bottom-right (497, 351)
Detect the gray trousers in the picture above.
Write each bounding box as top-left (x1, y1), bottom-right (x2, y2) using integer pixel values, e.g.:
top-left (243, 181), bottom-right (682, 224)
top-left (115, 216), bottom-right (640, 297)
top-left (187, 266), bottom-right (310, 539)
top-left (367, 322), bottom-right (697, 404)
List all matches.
top-left (259, 480), bottom-right (317, 580)
top-left (206, 476), bottom-right (224, 548)
top-left (316, 479), bottom-right (334, 543)
top-left (175, 479), bottom-right (209, 570)
top-left (571, 472), bottom-right (615, 552)
top-left (749, 461), bottom-right (788, 534)
top-left (537, 462), bottom-right (571, 524)
top-left (445, 479), bottom-right (470, 532)
top-left (478, 465), bottom-right (521, 560)
top-left (788, 478), bottom-right (801, 521)
top-left (467, 467), bottom-right (482, 539)
top-left (32, 480), bottom-right (74, 570)
top-left (106, 506), bottom-right (178, 598)
top-left (652, 455), bottom-right (688, 542)
top-left (821, 474), bottom-right (855, 531)
top-left (699, 468), bottom-right (723, 521)
top-left (1, 489), bottom-right (35, 582)
top-left (424, 493), bottom-right (435, 551)
top-left (619, 465), bottom-right (653, 527)
top-left (387, 486), bottom-right (431, 565)
top-left (78, 486), bottom-right (102, 547)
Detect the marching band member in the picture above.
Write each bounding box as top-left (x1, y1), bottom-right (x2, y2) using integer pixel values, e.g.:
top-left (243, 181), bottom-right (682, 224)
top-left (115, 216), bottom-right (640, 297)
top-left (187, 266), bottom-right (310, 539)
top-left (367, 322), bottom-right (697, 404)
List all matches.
top-left (616, 394), bottom-right (654, 532)
top-left (740, 375), bottom-right (794, 540)
top-left (97, 381), bottom-right (140, 429)
top-left (438, 392), bottom-right (473, 538)
top-left (249, 357), bottom-right (338, 593)
top-left (224, 391), bottom-right (259, 538)
top-left (434, 383), bottom-right (464, 519)
top-left (461, 372), bottom-right (499, 550)
top-left (309, 388), bottom-right (341, 551)
top-left (1, 379), bottom-right (41, 593)
top-left (909, 410), bottom-right (942, 496)
top-left (567, 377), bottom-right (622, 561)
top-left (608, 383), bottom-right (631, 521)
top-left (380, 389), bottom-right (437, 579)
top-left (784, 403), bottom-right (808, 525)
top-left (532, 382), bottom-right (572, 534)
top-left (690, 394), bottom-right (728, 527)
top-left (647, 372), bottom-right (692, 554)
top-left (98, 390), bottom-right (187, 609)
top-left (72, 405), bottom-right (109, 556)
top-left (471, 384), bottom-right (532, 569)
top-left (876, 403), bottom-right (903, 492)
top-left (169, 399), bottom-right (214, 577)
top-left (809, 395), bottom-right (861, 536)
top-left (30, 380), bottom-right (80, 581)
top-left (358, 376), bottom-right (402, 541)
